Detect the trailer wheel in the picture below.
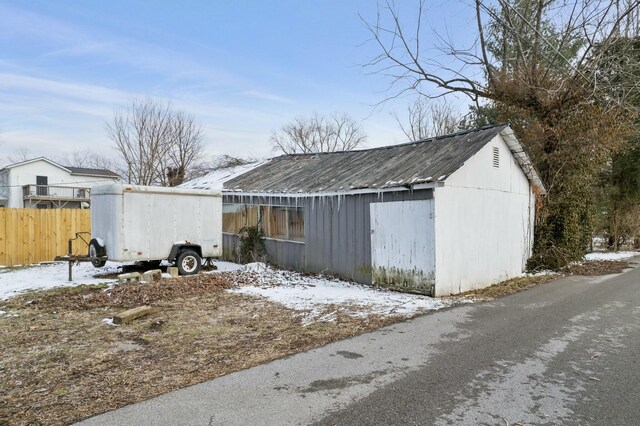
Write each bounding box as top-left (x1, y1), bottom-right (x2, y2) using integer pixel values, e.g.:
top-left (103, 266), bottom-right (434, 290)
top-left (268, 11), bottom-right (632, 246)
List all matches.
top-left (89, 241), bottom-right (107, 268)
top-left (177, 250), bottom-right (201, 275)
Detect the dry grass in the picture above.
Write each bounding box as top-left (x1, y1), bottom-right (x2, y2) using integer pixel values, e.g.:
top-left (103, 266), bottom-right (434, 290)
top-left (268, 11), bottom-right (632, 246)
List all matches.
top-left (457, 259), bottom-right (633, 301)
top-left (564, 260), bottom-right (631, 276)
top-left (457, 274), bottom-right (560, 300)
top-left (0, 275), bottom-right (399, 426)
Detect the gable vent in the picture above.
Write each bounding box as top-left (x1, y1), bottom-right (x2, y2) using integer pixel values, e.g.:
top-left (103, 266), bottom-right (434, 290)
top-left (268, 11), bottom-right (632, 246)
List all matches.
top-left (492, 146), bottom-right (500, 168)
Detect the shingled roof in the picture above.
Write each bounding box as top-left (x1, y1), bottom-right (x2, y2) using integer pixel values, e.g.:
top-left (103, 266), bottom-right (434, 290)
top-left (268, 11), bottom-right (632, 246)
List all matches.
top-left (65, 166), bottom-right (120, 178)
top-left (225, 124), bottom-right (545, 194)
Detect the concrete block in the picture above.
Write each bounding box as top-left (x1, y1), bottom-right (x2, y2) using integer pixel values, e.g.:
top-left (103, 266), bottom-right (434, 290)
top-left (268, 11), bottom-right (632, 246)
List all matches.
top-left (167, 267), bottom-right (179, 277)
top-left (118, 272), bottom-right (142, 285)
top-left (142, 269), bottom-right (162, 283)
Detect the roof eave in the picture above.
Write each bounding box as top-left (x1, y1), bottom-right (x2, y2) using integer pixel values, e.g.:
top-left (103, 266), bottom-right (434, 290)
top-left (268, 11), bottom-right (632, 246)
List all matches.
top-left (222, 181), bottom-right (444, 197)
top-left (499, 127), bottom-right (547, 195)
top-left (2, 157), bottom-right (72, 173)
top-left (69, 172), bottom-right (119, 178)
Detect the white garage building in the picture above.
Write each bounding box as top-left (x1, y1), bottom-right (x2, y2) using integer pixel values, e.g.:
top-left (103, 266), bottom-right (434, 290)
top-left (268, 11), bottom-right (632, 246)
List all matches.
top-left (218, 124), bottom-right (545, 296)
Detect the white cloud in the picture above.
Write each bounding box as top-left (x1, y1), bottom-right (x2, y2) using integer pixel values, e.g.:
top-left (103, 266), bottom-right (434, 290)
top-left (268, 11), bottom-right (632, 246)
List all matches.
top-left (241, 90), bottom-right (295, 104)
top-left (0, 73), bottom-right (133, 104)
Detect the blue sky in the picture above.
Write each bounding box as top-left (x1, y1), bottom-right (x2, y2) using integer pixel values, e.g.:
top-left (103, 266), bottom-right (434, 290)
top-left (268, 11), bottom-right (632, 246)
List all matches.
top-left (0, 0), bottom-right (478, 162)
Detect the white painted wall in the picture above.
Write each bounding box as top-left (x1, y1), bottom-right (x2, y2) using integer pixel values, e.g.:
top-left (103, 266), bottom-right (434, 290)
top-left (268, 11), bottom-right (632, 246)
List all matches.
top-left (434, 133), bottom-right (535, 296)
top-left (0, 170), bottom-right (9, 206)
top-left (3, 160), bottom-right (117, 208)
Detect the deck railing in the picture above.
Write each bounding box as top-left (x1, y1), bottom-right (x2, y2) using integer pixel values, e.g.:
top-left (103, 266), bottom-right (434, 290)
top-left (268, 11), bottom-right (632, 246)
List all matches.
top-left (22, 185), bottom-right (91, 200)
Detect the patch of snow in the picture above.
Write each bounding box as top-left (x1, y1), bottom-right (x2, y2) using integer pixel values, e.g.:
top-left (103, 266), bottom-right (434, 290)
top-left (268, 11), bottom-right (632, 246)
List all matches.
top-left (522, 270), bottom-right (557, 277)
top-left (0, 261), bottom-right (121, 300)
top-left (207, 261), bottom-right (245, 273)
top-left (584, 251), bottom-right (639, 261)
top-left (0, 310), bottom-right (5, 316)
top-left (227, 266), bottom-right (456, 323)
top-left (243, 262), bottom-right (268, 272)
top-left (102, 317), bottom-right (119, 327)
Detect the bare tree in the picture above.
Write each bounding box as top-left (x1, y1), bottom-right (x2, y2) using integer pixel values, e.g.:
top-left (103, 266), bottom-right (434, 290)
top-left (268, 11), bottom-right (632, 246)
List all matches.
top-left (7, 147), bottom-right (33, 164)
top-left (271, 113), bottom-right (366, 154)
top-left (55, 149), bottom-right (117, 172)
top-left (210, 155), bottom-right (255, 170)
top-left (361, 0), bottom-right (640, 112)
top-left (160, 111), bottom-right (205, 186)
top-left (396, 99), bottom-right (461, 141)
top-left (106, 98), bottom-right (205, 186)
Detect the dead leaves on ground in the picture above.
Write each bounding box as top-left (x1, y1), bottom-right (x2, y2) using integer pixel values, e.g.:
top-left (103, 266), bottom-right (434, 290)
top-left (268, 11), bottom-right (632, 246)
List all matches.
top-left (0, 275), bottom-right (398, 426)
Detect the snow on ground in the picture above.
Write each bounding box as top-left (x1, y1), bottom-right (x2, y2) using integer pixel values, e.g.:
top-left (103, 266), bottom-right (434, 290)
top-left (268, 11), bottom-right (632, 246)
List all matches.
top-left (208, 260), bottom-right (245, 273)
top-left (584, 251), bottom-right (640, 261)
top-left (223, 263), bottom-right (456, 323)
top-left (0, 261), bottom-right (120, 300)
top-left (1, 259), bottom-right (458, 323)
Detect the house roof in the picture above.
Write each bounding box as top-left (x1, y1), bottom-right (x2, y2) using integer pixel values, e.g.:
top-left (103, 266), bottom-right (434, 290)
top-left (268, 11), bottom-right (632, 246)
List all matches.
top-left (64, 166), bottom-right (119, 178)
top-left (179, 161), bottom-right (267, 191)
top-left (0, 157), bottom-right (66, 172)
top-left (225, 124), bottom-right (546, 195)
top-left (0, 157), bottom-right (119, 179)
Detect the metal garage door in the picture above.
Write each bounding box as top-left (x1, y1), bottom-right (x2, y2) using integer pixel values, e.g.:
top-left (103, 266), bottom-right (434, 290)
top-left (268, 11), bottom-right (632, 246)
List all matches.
top-left (370, 199), bottom-right (435, 294)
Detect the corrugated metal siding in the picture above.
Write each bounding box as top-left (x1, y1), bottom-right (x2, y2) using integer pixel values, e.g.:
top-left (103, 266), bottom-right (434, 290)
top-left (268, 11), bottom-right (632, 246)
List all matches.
top-left (222, 189), bottom-right (433, 283)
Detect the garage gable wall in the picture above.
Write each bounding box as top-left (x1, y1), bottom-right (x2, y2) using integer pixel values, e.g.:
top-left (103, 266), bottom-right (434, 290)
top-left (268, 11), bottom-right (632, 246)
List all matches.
top-left (434, 133), bottom-right (535, 296)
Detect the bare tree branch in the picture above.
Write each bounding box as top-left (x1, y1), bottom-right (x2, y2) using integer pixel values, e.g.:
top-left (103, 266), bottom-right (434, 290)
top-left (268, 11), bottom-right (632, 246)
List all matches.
top-left (271, 113), bottom-right (367, 154)
top-left (106, 98), bottom-right (205, 186)
top-left (395, 98), bottom-right (461, 140)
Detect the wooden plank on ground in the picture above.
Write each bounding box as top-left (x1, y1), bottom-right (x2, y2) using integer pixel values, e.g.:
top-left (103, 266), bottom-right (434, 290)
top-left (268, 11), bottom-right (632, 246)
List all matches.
top-left (112, 306), bottom-right (154, 325)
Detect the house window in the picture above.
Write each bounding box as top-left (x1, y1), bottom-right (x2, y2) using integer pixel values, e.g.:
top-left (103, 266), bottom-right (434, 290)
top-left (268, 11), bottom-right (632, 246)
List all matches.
top-left (36, 176), bottom-right (48, 196)
top-left (222, 204), bottom-right (259, 234)
top-left (492, 147), bottom-right (500, 168)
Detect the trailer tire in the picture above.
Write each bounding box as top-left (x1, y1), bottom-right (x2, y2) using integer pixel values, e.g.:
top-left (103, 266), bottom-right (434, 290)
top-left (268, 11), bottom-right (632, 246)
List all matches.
top-left (177, 250), bottom-right (201, 275)
top-left (89, 240), bottom-right (107, 268)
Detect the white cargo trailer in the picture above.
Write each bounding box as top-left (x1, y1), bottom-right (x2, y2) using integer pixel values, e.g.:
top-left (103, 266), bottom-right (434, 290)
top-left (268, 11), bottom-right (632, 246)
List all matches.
top-left (89, 184), bottom-right (222, 275)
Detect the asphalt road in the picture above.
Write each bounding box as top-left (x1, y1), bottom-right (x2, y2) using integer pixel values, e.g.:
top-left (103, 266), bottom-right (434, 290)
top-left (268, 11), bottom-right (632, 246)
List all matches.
top-left (79, 260), bottom-right (640, 426)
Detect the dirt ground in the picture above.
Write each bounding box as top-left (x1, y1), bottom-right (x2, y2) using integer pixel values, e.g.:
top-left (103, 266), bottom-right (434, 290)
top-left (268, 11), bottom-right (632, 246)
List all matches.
top-left (0, 274), bottom-right (399, 426)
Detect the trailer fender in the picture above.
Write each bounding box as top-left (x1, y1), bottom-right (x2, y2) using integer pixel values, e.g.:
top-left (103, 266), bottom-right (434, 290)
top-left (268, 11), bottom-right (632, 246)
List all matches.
top-left (168, 243), bottom-right (202, 262)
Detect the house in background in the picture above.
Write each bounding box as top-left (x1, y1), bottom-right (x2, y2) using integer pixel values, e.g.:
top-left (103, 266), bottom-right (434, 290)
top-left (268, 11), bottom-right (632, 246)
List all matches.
top-left (0, 157), bottom-right (119, 209)
top-left (218, 124), bottom-right (545, 296)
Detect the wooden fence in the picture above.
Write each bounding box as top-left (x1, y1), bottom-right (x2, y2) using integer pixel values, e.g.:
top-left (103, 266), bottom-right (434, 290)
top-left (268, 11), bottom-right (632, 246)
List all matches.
top-left (0, 208), bottom-right (91, 266)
